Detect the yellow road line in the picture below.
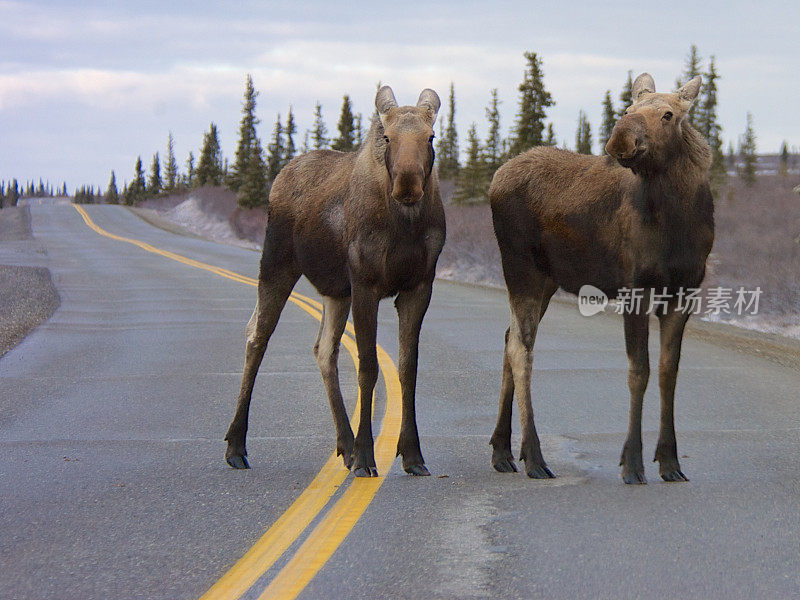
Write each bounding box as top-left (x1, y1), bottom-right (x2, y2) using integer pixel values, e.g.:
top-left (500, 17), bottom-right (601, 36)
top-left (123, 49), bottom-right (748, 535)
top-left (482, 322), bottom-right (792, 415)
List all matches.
top-left (72, 204), bottom-right (402, 599)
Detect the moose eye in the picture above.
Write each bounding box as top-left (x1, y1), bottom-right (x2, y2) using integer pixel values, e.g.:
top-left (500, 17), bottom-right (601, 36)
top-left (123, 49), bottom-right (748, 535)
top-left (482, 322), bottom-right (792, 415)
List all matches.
top-left (383, 135), bottom-right (390, 143)
top-left (662, 111), bottom-right (673, 121)
top-left (429, 135), bottom-right (435, 144)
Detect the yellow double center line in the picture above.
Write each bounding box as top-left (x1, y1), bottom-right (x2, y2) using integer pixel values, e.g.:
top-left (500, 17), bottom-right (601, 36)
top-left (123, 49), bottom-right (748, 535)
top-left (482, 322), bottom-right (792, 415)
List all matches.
top-left (72, 205), bottom-right (402, 599)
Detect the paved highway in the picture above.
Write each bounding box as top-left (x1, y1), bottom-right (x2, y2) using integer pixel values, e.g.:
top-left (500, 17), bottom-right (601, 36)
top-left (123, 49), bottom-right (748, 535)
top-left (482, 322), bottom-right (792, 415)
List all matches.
top-left (1, 204), bottom-right (799, 599)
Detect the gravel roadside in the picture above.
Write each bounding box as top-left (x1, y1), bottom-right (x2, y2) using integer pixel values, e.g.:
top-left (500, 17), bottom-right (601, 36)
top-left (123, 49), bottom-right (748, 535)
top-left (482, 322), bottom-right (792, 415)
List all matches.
top-left (0, 206), bottom-right (60, 357)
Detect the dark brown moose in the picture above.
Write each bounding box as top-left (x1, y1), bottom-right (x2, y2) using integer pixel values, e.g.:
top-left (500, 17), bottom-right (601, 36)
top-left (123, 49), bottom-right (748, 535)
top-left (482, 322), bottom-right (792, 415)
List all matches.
top-left (225, 86), bottom-right (445, 477)
top-left (489, 73), bottom-right (714, 484)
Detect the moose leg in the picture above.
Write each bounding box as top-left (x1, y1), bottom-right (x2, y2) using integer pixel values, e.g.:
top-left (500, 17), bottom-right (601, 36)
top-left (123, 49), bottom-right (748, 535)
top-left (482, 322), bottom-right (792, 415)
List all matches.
top-left (225, 272), bottom-right (299, 469)
top-left (620, 310), bottom-right (650, 484)
top-left (654, 306), bottom-right (691, 482)
top-left (491, 282), bottom-right (557, 473)
top-left (313, 296), bottom-right (355, 469)
top-left (350, 284), bottom-right (380, 477)
top-left (507, 291), bottom-right (554, 479)
top-left (394, 282), bottom-right (434, 476)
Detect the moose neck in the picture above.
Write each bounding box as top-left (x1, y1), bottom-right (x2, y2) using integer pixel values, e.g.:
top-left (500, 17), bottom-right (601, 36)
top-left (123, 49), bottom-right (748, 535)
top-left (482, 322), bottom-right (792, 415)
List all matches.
top-left (632, 124), bottom-right (711, 212)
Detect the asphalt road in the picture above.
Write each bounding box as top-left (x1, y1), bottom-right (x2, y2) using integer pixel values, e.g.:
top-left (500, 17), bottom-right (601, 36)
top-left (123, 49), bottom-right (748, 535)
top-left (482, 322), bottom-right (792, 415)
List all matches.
top-left (1, 204), bottom-right (799, 600)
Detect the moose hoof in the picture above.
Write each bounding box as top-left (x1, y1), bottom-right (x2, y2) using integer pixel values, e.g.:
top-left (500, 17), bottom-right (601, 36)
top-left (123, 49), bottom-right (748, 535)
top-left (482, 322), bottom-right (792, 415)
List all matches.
top-left (622, 471), bottom-right (647, 485)
top-left (404, 464), bottom-right (430, 476)
top-left (226, 454), bottom-right (250, 470)
top-left (353, 466), bottom-right (378, 478)
top-left (492, 458), bottom-right (519, 473)
top-left (661, 470), bottom-right (689, 482)
top-left (525, 464), bottom-right (555, 479)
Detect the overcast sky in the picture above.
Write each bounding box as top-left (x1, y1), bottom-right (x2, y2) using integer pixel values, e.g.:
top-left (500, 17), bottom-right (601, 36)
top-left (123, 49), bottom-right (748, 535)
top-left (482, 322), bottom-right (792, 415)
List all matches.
top-left (1, 0), bottom-right (798, 190)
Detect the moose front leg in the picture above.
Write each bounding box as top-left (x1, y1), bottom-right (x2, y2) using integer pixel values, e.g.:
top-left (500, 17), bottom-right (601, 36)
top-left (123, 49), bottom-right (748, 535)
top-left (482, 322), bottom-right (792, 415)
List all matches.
top-left (655, 306), bottom-right (691, 482)
top-left (350, 284), bottom-right (380, 477)
top-left (394, 282), bottom-right (434, 476)
top-left (621, 310), bottom-right (650, 484)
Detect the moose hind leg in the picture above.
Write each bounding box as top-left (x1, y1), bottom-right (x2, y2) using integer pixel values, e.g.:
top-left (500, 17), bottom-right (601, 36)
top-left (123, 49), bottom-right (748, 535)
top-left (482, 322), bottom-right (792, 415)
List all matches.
top-left (225, 272), bottom-right (298, 469)
top-left (491, 328), bottom-right (518, 473)
top-left (655, 307), bottom-right (690, 482)
top-left (620, 310), bottom-right (650, 484)
top-left (314, 296), bottom-right (355, 469)
top-left (395, 283), bottom-right (434, 476)
top-left (507, 292), bottom-right (554, 479)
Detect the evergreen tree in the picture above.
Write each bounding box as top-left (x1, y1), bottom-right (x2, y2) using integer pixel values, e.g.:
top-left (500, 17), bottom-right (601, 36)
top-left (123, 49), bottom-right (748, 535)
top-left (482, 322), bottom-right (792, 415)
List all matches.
top-left (61, 182), bottom-right (67, 196)
top-left (266, 113), bottom-right (285, 183)
top-left (453, 123), bottom-right (487, 203)
top-left (148, 152), bottom-right (162, 197)
top-left (195, 123), bottom-right (224, 186)
top-left (354, 113), bottom-right (364, 148)
top-left (510, 51), bottom-right (554, 156)
top-left (483, 89), bottom-right (504, 179)
top-left (0, 182), bottom-right (5, 208)
top-left (544, 123), bottom-right (557, 146)
top-left (300, 130), bottom-right (310, 155)
top-left (311, 102), bottom-right (328, 149)
top-left (617, 71), bottom-right (633, 118)
top-left (697, 56), bottom-right (725, 192)
top-left (238, 136), bottom-right (268, 209)
top-left (575, 110), bottom-right (593, 154)
top-left (332, 95), bottom-right (357, 152)
top-left (164, 132), bottom-right (179, 193)
top-left (678, 45), bottom-right (703, 128)
top-left (106, 170), bottom-right (119, 204)
top-left (436, 82), bottom-right (460, 179)
top-left (779, 141), bottom-right (790, 177)
top-left (185, 151), bottom-right (195, 187)
top-left (9, 179), bottom-right (20, 207)
top-left (283, 107), bottom-right (297, 165)
top-left (229, 74), bottom-right (261, 192)
top-left (738, 112), bottom-right (757, 186)
top-left (599, 90), bottom-right (617, 151)
top-left (726, 141), bottom-right (736, 172)
top-left (124, 156), bottom-right (147, 205)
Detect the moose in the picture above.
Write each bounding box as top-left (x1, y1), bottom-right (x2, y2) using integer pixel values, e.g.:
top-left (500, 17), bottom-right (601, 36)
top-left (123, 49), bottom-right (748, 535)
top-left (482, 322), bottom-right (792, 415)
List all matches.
top-left (224, 86), bottom-right (445, 477)
top-left (489, 73), bottom-right (714, 484)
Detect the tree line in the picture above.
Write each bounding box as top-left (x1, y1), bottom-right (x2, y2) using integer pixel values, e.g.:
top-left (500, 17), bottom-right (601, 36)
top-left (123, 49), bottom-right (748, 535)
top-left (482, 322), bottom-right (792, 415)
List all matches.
top-left (75, 46), bottom-right (792, 208)
top-left (0, 179), bottom-right (68, 208)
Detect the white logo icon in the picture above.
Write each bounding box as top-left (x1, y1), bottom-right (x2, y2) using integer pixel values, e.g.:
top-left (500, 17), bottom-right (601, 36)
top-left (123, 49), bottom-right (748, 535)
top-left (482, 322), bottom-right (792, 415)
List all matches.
top-left (578, 285), bottom-right (608, 316)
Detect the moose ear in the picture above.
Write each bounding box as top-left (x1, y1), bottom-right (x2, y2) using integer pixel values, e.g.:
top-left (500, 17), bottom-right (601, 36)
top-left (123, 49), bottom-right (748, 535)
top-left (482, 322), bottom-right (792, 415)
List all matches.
top-left (375, 86), bottom-right (398, 125)
top-left (632, 73), bottom-right (656, 102)
top-left (416, 89), bottom-right (441, 125)
top-left (677, 76), bottom-right (702, 103)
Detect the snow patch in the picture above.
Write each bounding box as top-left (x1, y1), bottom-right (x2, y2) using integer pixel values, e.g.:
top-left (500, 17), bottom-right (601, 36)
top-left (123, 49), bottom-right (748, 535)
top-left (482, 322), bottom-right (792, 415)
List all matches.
top-left (164, 195), bottom-right (260, 251)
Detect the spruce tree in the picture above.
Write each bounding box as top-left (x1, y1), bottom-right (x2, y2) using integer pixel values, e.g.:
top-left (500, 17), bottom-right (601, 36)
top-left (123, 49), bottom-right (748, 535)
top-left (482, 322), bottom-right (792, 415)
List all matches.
top-left (9, 179), bottom-right (20, 207)
top-left (238, 136), bottom-right (268, 209)
top-left (230, 74), bottom-right (261, 192)
top-left (618, 71), bottom-right (633, 118)
top-left (300, 130), bottom-right (310, 155)
top-left (126, 156), bottom-right (146, 205)
top-left (148, 152), bottom-right (162, 197)
top-left (106, 171), bottom-right (119, 204)
top-left (697, 56), bottom-right (725, 192)
top-left (195, 123), bottom-right (224, 186)
top-left (599, 90), bottom-right (617, 151)
top-left (311, 102), bottom-right (328, 149)
top-left (164, 132), bottom-right (179, 193)
top-left (332, 95), bottom-right (357, 152)
top-left (266, 113), bottom-right (285, 183)
top-left (185, 151), bottom-right (195, 187)
top-left (483, 89), bottom-right (504, 179)
top-left (544, 123), bottom-right (557, 146)
top-left (738, 112), bottom-right (757, 186)
top-left (779, 141), bottom-right (789, 177)
top-left (510, 52), bottom-right (554, 156)
top-left (0, 182), bottom-right (5, 208)
top-left (678, 45), bottom-right (703, 128)
top-left (354, 113), bottom-right (364, 148)
top-left (283, 107), bottom-right (297, 166)
top-left (575, 110), bottom-right (593, 155)
top-left (453, 123), bottom-right (487, 203)
top-left (726, 141), bottom-right (736, 171)
top-left (436, 82), bottom-right (460, 179)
